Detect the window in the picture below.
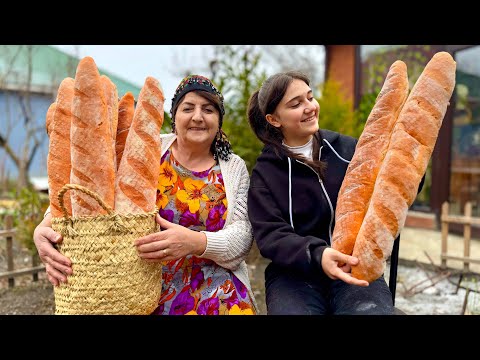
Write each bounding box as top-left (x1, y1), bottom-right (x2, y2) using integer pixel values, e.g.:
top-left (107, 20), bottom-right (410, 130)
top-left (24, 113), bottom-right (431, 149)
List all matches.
top-left (450, 46), bottom-right (480, 217)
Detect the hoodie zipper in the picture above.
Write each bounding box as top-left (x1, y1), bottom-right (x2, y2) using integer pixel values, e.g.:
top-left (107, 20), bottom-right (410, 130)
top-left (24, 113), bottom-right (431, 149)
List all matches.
top-left (294, 159), bottom-right (335, 244)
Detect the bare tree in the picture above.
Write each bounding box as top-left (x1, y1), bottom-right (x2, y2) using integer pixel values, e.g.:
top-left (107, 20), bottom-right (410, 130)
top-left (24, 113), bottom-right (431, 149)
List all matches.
top-left (0, 45), bottom-right (49, 190)
top-left (166, 45), bottom-right (326, 93)
top-left (167, 45), bottom-right (215, 80)
top-left (258, 45), bottom-right (326, 88)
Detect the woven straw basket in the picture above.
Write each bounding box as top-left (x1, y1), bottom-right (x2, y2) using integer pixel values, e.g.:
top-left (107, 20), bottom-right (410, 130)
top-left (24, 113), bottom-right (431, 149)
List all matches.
top-left (51, 184), bottom-right (163, 315)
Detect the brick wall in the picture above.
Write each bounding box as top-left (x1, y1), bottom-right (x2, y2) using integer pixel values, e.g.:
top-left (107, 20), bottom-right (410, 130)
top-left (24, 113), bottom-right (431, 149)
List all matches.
top-left (325, 45), bottom-right (356, 104)
top-left (404, 210), bottom-right (437, 230)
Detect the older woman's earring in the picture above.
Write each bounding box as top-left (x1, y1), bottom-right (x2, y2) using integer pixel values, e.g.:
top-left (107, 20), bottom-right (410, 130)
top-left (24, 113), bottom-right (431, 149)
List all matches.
top-left (171, 121), bottom-right (176, 134)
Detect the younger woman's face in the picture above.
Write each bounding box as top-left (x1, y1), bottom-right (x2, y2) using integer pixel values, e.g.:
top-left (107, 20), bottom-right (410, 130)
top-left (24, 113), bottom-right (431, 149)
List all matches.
top-left (267, 79), bottom-right (319, 146)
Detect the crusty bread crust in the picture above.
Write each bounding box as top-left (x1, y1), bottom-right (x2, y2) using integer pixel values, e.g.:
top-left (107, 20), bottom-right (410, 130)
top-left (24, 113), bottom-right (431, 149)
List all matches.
top-left (351, 52), bottom-right (456, 282)
top-left (101, 75), bottom-right (119, 171)
top-left (47, 78), bottom-right (74, 217)
top-left (46, 102), bottom-right (56, 137)
top-left (332, 60), bottom-right (409, 256)
top-left (114, 77), bottom-right (165, 213)
top-left (70, 57), bottom-right (116, 216)
top-left (115, 92), bottom-right (135, 170)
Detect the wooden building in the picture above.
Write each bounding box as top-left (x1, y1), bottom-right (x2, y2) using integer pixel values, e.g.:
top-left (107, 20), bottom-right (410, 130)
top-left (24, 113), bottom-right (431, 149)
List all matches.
top-left (325, 45), bottom-right (480, 236)
top-left (0, 45), bottom-right (142, 185)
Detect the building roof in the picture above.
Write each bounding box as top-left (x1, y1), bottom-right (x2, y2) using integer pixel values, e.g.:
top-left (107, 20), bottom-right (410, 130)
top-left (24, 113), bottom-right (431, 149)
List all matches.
top-left (30, 176), bottom-right (49, 192)
top-left (0, 45), bottom-right (142, 98)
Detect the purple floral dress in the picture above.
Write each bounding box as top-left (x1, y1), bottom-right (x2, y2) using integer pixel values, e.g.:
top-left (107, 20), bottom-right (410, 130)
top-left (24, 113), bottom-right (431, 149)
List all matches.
top-left (152, 148), bottom-right (256, 315)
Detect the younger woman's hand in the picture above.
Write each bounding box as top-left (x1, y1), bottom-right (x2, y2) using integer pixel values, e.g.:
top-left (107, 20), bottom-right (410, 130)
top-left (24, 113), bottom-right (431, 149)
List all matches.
top-left (321, 247), bottom-right (369, 287)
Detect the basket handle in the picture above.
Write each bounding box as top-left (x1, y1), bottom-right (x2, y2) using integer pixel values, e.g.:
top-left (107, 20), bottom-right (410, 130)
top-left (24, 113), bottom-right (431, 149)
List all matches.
top-left (57, 184), bottom-right (114, 219)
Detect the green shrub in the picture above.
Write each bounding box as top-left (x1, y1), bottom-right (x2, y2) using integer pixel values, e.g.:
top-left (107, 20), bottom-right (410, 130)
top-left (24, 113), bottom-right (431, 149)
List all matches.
top-left (317, 79), bottom-right (363, 139)
top-left (354, 91), bottom-right (377, 132)
top-left (0, 199), bottom-right (19, 230)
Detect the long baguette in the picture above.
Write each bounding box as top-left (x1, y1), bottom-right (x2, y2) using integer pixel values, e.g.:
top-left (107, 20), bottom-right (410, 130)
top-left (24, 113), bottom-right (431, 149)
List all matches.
top-left (70, 56), bottom-right (115, 216)
top-left (45, 102), bottom-right (56, 137)
top-left (115, 92), bottom-right (135, 170)
top-left (101, 75), bottom-right (119, 169)
top-left (332, 60), bottom-right (409, 256)
top-left (114, 77), bottom-right (164, 213)
top-left (47, 78), bottom-right (74, 217)
top-left (351, 52), bottom-right (456, 282)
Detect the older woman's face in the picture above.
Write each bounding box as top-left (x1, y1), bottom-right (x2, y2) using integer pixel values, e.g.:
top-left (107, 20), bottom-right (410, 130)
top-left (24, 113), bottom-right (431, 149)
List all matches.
top-left (174, 91), bottom-right (220, 149)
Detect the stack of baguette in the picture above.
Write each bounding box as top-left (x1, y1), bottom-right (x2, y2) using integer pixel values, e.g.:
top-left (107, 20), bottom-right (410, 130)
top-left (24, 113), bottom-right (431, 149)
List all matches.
top-left (331, 51), bottom-right (456, 283)
top-left (47, 56), bottom-right (165, 218)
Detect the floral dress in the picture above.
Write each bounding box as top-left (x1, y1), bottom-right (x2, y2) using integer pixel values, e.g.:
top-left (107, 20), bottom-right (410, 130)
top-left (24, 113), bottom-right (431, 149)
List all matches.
top-left (152, 148), bottom-right (256, 315)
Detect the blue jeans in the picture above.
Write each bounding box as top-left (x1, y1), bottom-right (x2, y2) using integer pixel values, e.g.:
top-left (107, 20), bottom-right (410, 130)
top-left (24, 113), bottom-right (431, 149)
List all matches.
top-left (265, 263), bottom-right (394, 315)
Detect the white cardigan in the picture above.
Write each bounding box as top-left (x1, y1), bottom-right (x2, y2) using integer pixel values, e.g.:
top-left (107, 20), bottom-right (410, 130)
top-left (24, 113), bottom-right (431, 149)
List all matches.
top-left (161, 133), bottom-right (258, 312)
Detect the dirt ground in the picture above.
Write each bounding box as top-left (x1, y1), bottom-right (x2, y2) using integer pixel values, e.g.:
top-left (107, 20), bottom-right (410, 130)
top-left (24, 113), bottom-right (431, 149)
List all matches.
top-left (1, 242), bottom-right (479, 315)
top-left (0, 275), bottom-right (55, 315)
top-left (0, 243), bottom-right (268, 315)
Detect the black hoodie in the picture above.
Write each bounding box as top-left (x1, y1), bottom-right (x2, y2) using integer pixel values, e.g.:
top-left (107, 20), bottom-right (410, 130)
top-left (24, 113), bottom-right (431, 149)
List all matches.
top-left (248, 129), bottom-right (424, 281)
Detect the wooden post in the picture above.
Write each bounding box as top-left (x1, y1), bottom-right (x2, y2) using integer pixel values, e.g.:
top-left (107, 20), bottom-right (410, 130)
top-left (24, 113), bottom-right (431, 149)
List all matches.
top-left (463, 202), bottom-right (472, 273)
top-left (5, 215), bottom-right (14, 288)
top-left (441, 202), bottom-right (449, 270)
top-left (32, 253), bottom-right (40, 282)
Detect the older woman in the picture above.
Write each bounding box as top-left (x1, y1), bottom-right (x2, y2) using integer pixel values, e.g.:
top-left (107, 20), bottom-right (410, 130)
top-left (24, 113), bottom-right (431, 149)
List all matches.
top-left (33, 75), bottom-right (257, 315)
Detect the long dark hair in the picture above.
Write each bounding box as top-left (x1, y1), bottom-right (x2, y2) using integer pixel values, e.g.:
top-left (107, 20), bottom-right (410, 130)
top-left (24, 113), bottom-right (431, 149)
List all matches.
top-left (247, 70), bottom-right (326, 178)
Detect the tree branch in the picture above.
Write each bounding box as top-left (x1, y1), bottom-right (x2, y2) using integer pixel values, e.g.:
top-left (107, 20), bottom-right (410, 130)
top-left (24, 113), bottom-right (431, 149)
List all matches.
top-left (0, 45), bottom-right (23, 87)
top-left (0, 133), bottom-right (20, 167)
top-left (27, 143), bottom-right (39, 169)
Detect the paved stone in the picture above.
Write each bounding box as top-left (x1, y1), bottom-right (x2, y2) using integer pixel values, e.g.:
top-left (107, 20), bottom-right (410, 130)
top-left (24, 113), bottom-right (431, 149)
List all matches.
top-left (399, 226), bottom-right (480, 273)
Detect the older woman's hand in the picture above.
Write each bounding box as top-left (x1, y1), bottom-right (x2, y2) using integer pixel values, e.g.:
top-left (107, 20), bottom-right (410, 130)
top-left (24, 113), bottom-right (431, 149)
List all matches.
top-left (134, 214), bottom-right (207, 262)
top-left (33, 214), bottom-right (72, 286)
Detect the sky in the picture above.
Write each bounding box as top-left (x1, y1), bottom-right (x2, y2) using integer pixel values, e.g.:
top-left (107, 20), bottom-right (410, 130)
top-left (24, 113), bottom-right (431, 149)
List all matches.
top-left (51, 45), bottom-right (326, 113)
top-left (2, 45), bottom-right (325, 178)
top-left (51, 45), bottom-right (215, 113)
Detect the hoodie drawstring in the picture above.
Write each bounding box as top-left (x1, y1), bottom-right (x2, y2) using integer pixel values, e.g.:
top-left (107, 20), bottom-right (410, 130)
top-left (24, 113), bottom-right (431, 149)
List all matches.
top-left (288, 157), bottom-right (294, 230)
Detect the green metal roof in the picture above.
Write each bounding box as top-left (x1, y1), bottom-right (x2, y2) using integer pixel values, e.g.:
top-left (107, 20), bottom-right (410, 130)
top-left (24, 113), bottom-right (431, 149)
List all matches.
top-left (0, 45), bottom-right (141, 98)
